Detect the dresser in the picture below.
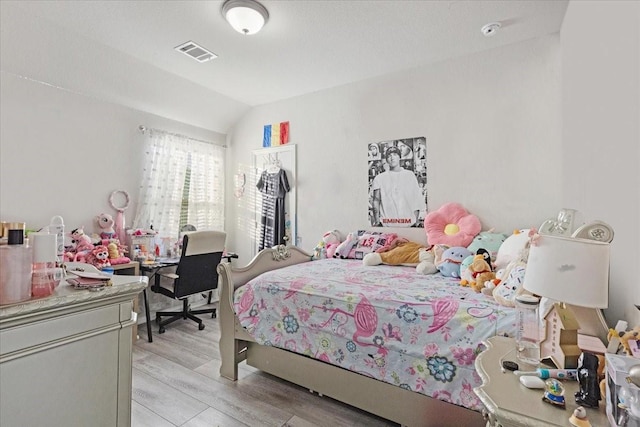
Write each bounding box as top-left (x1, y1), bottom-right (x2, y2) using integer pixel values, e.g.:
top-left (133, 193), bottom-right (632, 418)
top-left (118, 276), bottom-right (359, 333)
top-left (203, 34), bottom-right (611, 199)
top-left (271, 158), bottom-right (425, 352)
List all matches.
top-left (0, 274), bottom-right (147, 427)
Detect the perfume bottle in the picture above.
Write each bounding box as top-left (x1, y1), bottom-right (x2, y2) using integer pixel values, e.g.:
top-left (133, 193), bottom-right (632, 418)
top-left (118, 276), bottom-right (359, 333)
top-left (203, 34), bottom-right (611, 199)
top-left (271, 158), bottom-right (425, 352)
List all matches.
top-left (30, 232), bottom-right (60, 298)
top-left (0, 224), bottom-right (33, 305)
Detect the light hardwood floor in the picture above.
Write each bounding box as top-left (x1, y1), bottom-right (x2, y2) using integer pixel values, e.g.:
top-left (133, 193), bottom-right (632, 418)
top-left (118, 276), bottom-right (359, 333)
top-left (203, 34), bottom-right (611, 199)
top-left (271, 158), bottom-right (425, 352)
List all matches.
top-left (131, 310), bottom-right (399, 427)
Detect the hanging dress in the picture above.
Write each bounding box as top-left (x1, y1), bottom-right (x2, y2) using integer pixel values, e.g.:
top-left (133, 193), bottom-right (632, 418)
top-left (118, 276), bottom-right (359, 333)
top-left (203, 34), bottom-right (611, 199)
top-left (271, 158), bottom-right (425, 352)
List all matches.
top-left (257, 168), bottom-right (290, 251)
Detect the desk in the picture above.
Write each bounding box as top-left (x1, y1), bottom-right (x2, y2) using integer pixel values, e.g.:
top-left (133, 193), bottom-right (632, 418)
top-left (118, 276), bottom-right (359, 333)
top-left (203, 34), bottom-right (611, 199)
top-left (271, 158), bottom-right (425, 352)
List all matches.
top-left (140, 253), bottom-right (237, 342)
top-left (110, 260), bottom-right (140, 276)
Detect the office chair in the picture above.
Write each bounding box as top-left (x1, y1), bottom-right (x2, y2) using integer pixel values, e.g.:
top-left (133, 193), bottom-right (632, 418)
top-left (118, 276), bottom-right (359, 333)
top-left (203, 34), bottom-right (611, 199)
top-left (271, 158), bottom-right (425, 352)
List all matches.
top-left (151, 230), bottom-right (226, 333)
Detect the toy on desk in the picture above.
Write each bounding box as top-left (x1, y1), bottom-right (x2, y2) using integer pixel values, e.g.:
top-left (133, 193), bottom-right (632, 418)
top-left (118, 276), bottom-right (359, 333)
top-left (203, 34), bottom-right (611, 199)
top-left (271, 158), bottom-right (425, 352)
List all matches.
top-left (575, 352), bottom-right (601, 408)
top-left (95, 213), bottom-right (116, 240)
top-left (568, 406), bottom-right (592, 427)
top-left (542, 378), bottom-right (566, 408)
top-left (85, 245), bottom-right (111, 269)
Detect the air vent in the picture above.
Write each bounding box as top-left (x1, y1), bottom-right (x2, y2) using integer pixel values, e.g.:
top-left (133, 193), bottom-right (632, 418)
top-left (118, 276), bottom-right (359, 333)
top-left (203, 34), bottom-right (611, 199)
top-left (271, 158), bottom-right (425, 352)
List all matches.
top-left (175, 41), bottom-right (218, 63)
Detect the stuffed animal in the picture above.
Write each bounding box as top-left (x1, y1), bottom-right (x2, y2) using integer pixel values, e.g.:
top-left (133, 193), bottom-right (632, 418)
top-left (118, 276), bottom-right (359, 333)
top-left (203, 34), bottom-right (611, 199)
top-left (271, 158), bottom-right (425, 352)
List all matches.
top-left (333, 232), bottom-right (358, 259)
top-left (95, 213), bottom-right (116, 240)
top-left (608, 325), bottom-right (640, 356)
top-left (314, 230), bottom-right (343, 259)
top-left (363, 241), bottom-right (424, 266)
top-left (71, 227), bottom-right (94, 253)
top-left (467, 230), bottom-right (508, 263)
top-left (494, 229), bottom-right (531, 270)
top-left (460, 254), bottom-right (496, 293)
top-left (436, 246), bottom-right (472, 278)
top-left (416, 247), bottom-right (437, 274)
top-left (481, 267), bottom-right (506, 297)
top-left (491, 259), bottom-right (527, 307)
top-left (86, 245), bottom-right (111, 269)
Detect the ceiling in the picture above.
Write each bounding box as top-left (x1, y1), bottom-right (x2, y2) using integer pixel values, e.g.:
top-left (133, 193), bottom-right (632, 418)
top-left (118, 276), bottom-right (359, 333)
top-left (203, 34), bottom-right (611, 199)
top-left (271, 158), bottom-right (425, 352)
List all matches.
top-left (0, 0), bottom-right (569, 134)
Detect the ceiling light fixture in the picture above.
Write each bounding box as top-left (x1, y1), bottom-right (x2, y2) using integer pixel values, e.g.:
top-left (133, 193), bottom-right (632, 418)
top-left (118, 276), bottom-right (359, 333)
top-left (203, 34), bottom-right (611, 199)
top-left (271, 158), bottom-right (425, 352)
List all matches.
top-left (222, 0), bottom-right (269, 35)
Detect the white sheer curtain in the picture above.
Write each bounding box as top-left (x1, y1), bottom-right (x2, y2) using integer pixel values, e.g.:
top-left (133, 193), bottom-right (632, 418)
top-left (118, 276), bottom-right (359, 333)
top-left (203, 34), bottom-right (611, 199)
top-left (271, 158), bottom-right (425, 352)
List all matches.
top-left (133, 129), bottom-right (225, 239)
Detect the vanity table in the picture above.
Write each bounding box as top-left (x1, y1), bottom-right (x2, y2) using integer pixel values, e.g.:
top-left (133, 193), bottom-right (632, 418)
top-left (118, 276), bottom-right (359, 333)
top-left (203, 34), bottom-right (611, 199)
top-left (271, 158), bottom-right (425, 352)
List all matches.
top-left (474, 336), bottom-right (608, 427)
top-left (0, 274), bottom-right (147, 427)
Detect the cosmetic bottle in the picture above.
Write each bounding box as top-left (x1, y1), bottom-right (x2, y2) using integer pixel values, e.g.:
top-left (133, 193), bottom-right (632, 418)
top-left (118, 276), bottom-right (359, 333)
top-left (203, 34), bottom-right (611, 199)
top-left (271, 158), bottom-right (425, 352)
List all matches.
top-left (30, 232), bottom-right (60, 298)
top-left (0, 224), bottom-right (33, 305)
top-left (48, 215), bottom-right (65, 264)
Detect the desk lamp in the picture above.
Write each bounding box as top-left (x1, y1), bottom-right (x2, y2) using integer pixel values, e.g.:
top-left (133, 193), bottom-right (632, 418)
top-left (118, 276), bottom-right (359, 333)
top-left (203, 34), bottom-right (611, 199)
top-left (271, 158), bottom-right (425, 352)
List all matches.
top-left (523, 234), bottom-right (610, 369)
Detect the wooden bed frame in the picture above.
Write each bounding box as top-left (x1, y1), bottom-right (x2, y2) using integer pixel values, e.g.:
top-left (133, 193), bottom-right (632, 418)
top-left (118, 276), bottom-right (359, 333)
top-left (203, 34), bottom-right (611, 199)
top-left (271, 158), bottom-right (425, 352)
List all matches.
top-left (216, 244), bottom-right (485, 427)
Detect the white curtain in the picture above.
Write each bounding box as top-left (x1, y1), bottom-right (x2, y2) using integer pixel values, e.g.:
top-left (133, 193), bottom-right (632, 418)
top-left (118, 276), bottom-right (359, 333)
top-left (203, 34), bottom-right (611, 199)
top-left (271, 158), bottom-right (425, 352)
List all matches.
top-left (133, 129), bottom-right (225, 239)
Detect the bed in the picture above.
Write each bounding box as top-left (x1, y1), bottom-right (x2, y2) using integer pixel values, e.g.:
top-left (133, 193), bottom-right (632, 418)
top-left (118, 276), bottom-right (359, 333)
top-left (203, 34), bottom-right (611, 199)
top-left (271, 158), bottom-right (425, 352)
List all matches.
top-left (217, 231), bottom-right (522, 426)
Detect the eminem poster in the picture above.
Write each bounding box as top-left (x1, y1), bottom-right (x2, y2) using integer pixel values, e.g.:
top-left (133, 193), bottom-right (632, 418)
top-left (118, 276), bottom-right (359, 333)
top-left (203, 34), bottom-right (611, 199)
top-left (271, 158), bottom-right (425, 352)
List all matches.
top-left (368, 137), bottom-right (427, 228)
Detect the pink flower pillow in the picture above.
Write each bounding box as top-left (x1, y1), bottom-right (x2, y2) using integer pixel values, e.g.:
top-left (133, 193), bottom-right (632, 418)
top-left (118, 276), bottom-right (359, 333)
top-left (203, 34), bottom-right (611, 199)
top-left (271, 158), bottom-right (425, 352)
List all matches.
top-left (424, 202), bottom-right (481, 247)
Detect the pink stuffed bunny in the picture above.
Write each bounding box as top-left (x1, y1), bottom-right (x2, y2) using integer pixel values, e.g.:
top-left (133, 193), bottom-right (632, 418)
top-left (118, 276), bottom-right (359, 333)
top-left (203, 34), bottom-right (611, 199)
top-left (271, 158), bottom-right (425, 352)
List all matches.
top-left (96, 213), bottom-right (116, 240)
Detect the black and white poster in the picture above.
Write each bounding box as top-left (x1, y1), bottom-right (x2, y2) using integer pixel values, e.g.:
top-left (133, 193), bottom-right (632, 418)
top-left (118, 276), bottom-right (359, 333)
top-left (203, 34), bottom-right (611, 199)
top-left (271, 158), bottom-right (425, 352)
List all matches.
top-left (368, 137), bottom-right (427, 228)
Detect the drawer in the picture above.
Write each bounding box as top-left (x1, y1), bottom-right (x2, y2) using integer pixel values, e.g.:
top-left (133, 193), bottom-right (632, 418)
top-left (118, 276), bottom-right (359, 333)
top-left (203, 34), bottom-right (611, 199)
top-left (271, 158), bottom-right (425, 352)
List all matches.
top-left (0, 303), bottom-right (126, 356)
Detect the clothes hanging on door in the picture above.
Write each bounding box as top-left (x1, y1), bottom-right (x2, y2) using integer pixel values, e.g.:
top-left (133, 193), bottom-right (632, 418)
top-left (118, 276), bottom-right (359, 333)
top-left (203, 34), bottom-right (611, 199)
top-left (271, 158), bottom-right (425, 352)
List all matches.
top-left (257, 168), bottom-right (290, 251)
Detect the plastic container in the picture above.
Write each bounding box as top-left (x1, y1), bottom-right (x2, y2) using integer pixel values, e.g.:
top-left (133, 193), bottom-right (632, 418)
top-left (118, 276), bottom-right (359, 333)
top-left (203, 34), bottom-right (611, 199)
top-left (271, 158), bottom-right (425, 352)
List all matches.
top-left (515, 294), bottom-right (541, 366)
top-left (0, 225), bottom-right (32, 305)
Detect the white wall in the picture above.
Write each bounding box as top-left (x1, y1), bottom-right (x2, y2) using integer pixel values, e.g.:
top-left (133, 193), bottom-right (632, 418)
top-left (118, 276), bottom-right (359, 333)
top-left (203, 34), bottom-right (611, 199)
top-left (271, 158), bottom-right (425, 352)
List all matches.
top-left (0, 71), bottom-right (225, 234)
top-left (561, 0), bottom-right (640, 326)
top-left (227, 35), bottom-right (562, 263)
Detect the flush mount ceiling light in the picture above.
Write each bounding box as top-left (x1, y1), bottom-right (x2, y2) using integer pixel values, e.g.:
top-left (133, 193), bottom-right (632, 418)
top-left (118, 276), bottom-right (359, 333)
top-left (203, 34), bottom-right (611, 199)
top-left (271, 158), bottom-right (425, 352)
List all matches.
top-left (481, 22), bottom-right (501, 37)
top-left (222, 0), bottom-right (269, 35)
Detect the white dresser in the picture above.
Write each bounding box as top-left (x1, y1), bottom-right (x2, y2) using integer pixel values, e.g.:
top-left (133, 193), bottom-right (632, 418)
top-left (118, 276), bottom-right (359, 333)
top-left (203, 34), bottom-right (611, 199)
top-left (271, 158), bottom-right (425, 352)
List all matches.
top-left (0, 275), bottom-right (147, 427)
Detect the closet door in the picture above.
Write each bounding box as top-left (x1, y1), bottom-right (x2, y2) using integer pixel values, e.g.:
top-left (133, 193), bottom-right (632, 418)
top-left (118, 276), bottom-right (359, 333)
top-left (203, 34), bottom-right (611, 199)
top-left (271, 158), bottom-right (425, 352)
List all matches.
top-left (251, 145), bottom-right (297, 256)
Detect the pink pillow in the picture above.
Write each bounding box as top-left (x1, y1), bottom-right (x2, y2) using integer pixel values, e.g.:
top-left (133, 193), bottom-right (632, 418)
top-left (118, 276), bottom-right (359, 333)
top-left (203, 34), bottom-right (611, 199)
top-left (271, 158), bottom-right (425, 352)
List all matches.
top-left (424, 202), bottom-right (481, 247)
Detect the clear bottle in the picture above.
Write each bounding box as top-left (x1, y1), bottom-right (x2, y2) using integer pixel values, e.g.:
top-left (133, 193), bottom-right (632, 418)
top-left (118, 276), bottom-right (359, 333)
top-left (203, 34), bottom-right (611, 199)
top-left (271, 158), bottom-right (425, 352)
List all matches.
top-left (0, 225), bottom-right (33, 305)
top-left (30, 232), bottom-right (60, 298)
top-left (515, 294), bottom-right (541, 366)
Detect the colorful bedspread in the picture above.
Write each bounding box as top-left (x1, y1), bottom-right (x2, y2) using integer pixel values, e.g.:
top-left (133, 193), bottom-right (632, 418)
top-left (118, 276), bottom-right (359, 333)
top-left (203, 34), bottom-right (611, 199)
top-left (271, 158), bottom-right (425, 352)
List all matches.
top-left (233, 258), bottom-right (517, 411)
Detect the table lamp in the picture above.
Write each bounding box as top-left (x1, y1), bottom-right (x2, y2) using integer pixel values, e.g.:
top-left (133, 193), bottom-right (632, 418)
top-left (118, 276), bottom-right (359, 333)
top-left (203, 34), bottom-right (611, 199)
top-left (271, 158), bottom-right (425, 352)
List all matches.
top-left (523, 234), bottom-right (610, 368)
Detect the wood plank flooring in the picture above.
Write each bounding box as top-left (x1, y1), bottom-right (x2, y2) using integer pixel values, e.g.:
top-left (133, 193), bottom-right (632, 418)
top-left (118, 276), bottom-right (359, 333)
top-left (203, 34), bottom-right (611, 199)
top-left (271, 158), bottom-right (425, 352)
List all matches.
top-left (132, 309), bottom-right (399, 427)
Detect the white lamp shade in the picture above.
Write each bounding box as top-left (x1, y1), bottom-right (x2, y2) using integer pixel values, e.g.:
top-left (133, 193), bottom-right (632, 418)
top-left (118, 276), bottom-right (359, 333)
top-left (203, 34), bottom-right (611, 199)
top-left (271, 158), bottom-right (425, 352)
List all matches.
top-left (223, 0), bottom-right (269, 35)
top-left (523, 234), bottom-right (609, 308)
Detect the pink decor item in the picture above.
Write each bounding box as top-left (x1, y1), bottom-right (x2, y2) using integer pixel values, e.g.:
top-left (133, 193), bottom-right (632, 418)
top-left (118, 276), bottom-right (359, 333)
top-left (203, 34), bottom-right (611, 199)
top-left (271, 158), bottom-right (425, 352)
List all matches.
top-left (109, 190), bottom-right (130, 245)
top-left (424, 202), bottom-right (481, 247)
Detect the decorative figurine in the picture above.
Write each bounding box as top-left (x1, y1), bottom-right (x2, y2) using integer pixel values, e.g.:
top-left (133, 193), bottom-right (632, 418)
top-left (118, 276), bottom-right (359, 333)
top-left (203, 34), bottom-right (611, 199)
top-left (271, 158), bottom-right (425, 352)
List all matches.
top-left (542, 378), bottom-right (566, 408)
top-left (575, 352), bottom-right (601, 408)
top-left (569, 406), bottom-right (592, 427)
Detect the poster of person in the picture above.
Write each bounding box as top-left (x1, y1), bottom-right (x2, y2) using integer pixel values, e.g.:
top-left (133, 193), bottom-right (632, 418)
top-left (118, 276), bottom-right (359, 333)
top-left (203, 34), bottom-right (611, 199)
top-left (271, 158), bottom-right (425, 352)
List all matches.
top-left (368, 137), bottom-right (427, 227)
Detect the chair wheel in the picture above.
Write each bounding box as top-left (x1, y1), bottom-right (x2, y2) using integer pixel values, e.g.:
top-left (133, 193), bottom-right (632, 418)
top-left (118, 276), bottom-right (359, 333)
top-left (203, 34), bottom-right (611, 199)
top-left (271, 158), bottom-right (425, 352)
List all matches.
top-left (198, 324), bottom-right (205, 331)
top-left (159, 327), bottom-right (166, 334)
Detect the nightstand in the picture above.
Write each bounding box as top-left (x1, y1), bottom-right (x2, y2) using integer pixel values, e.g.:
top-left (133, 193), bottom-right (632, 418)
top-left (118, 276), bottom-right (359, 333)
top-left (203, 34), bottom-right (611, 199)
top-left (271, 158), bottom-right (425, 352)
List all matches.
top-left (474, 336), bottom-right (608, 427)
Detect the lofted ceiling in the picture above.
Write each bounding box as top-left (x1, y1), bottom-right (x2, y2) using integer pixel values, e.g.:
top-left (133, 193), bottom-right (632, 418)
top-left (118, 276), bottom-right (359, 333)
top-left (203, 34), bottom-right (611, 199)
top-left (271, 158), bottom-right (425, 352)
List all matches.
top-left (0, 0), bottom-right (568, 134)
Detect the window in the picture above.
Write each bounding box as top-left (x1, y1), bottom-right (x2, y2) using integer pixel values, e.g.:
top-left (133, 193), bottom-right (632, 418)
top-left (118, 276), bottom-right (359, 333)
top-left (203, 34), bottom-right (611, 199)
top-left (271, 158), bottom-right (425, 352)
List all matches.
top-left (133, 129), bottom-right (225, 239)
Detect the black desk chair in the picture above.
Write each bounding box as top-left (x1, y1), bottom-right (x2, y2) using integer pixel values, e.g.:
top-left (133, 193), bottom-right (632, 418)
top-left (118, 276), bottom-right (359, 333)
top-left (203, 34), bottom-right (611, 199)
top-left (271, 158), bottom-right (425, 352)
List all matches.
top-left (151, 230), bottom-right (226, 334)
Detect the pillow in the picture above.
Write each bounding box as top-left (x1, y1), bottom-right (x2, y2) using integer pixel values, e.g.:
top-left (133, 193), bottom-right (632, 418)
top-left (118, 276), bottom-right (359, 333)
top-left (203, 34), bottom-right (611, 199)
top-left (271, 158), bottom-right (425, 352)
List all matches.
top-left (341, 230), bottom-right (398, 260)
top-left (467, 230), bottom-right (508, 262)
top-left (424, 202), bottom-right (481, 247)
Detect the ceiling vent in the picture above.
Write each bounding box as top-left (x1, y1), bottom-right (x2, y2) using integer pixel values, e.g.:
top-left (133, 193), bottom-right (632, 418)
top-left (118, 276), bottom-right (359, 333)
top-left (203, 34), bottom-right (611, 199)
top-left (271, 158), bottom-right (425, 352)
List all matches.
top-left (175, 41), bottom-right (218, 63)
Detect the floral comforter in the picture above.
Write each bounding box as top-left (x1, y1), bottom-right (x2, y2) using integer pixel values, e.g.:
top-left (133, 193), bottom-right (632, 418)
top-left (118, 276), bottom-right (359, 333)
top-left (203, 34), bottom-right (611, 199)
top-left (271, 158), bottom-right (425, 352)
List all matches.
top-left (233, 258), bottom-right (517, 411)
